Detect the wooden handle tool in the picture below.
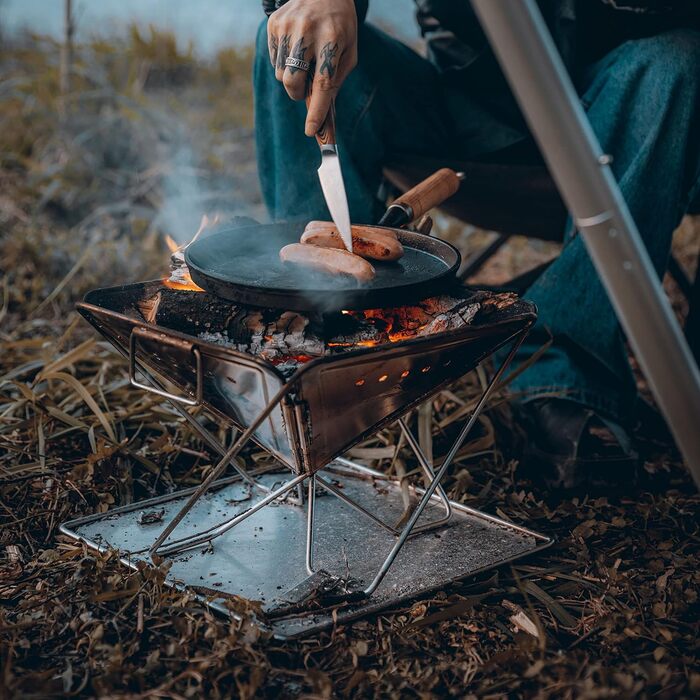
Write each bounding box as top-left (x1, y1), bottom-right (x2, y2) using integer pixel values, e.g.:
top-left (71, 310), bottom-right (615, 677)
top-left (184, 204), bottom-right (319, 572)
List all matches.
top-left (305, 94), bottom-right (337, 148)
top-left (379, 168), bottom-right (463, 228)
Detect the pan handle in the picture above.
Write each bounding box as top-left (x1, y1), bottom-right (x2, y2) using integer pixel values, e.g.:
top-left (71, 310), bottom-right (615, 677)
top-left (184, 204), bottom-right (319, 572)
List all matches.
top-left (379, 168), bottom-right (464, 228)
top-left (128, 327), bottom-right (203, 406)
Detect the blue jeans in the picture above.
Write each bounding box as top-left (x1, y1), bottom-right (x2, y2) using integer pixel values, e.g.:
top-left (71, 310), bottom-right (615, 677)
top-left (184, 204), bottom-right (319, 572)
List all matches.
top-left (254, 22), bottom-right (700, 426)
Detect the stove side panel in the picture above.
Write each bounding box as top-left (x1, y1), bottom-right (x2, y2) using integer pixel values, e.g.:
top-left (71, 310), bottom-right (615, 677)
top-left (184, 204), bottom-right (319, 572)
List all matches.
top-left (297, 323), bottom-right (527, 472)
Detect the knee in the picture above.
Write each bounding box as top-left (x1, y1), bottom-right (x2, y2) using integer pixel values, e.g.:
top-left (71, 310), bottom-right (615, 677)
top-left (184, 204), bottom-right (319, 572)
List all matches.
top-left (622, 29), bottom-right (700, 95)
top-left (254, 19), bottom-right (272, 71)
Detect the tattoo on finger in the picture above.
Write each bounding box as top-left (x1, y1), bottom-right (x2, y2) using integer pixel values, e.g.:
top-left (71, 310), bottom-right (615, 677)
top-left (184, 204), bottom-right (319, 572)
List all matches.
top-left (276, 34), bottom-right (291, 71)
top-left (269, 35), bottom-right (279, 65)
top-left (287, 37), bottom-right (309, 74)
top-left (319, 42), bottom-right (339, 78)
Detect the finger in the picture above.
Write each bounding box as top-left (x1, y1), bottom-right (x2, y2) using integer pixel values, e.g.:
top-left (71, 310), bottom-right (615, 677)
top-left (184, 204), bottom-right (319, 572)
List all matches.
top-left (267, 25), bottom-right (278, 67)
top-left (282, 36), bottom-right (312, 101)
top-left (274, 33), bottom-right (292, 81)
top-left (305, 40), bottom-right (343, 136)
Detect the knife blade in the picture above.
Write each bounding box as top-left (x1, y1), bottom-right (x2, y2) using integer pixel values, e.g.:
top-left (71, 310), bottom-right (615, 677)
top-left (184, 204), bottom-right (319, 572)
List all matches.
top-left (307, 99), bottom-right (353, 253)
top-left (317, 151), bottom-right (352, 253)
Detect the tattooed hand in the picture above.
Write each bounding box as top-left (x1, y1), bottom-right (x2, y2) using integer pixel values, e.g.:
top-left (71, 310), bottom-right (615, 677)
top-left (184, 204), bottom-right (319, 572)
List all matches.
top-left (267, 0), bottom-right (358, 136)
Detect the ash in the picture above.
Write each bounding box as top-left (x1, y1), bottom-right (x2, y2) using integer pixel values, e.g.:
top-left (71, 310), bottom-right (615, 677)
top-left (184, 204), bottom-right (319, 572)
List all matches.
top-left (196, 294), bottom-right (481, 377)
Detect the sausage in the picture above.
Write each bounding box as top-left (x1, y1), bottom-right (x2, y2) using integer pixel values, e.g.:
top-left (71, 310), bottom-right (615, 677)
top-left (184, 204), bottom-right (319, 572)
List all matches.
top-left (304, 221), bottom-right (399, 241)
top-left (301, 223), bottom-right (404, 261)
top-left (279, 243), bottom-right (376, 283)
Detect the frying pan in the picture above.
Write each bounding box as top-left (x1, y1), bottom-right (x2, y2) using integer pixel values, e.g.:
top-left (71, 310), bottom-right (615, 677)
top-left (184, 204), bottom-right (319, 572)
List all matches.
top-left (185, 223), bottom-right (461, 312)
top-left (185, 168), bottom-right (465, 312)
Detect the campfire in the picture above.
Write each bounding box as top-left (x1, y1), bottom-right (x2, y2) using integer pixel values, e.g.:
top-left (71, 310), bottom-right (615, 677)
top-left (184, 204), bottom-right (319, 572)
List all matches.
top-left (72, 215), bottom-right (539, 638)
top-left (138, 284), bottom-right (482, 376)
top-left (146, 217), bottom-right (491, 375)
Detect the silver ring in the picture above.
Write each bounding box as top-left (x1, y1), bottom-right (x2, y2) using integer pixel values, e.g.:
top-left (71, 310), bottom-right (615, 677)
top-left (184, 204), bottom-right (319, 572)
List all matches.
top-left (285, 57), bottom-right (310, 72)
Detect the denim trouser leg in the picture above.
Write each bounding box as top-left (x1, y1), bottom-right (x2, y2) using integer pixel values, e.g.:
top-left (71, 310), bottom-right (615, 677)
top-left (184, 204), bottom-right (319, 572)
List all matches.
top-left (253, 21), bottom-right (453, 225)
top-left (507, 29), bottom-right (700, 424)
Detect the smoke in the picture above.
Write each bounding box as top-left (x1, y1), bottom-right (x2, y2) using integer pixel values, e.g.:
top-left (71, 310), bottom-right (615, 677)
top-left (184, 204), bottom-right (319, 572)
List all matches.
top-left (157, 143), bottom-right (207, 245)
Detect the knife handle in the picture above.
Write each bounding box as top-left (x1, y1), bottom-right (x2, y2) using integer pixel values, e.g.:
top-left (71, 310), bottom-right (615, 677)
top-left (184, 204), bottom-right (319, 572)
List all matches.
top-left (305, 82), bottom-right (337, 147)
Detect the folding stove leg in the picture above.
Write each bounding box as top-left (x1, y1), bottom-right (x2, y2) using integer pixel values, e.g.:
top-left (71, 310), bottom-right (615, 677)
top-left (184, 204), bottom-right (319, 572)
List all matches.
top-left (155, 472), bottom-right (307, 558)
top-left (150, 381), bottom-right (300, 558)
top-left (300, 328), bottom-right (530, 598)
top-left (361, 329), bottom-right (529, 597)
top-left (166, 398), bottom-right (271, 495)
top-left (305, 475), bottom-right (316, 575)
top-left (303, 414), bottom-right (455, 557)
top-left (397, 417), bottom-right (453, 531)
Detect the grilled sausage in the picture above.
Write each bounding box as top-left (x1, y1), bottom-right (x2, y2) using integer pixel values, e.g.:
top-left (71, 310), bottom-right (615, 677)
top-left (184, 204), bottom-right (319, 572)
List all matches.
top-left (279, 243), bottom-right (376, 283)
top-left (304, 221), bottom-right (398, 240)
top-left (301, 223), bottom-right (404, 261)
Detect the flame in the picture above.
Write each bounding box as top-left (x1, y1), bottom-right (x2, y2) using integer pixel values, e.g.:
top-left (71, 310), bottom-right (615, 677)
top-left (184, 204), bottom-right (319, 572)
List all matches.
top-left (165, 234), bottom-right (180, 254)
top-left (387, 326), bottom-right (429, 343)
top-left (161, 214), bottom-right (222, 292)
top-left (331, 306), bottom-right (431, 348)
top-left (163, 277), bottom-right (204, 292)
top-left (328, 339), bottom-right (381, 348)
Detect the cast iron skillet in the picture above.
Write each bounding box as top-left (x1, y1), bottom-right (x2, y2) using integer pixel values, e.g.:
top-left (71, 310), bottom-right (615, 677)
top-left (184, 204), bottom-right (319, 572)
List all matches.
top-left (185, 222), bottom-right (461, 312)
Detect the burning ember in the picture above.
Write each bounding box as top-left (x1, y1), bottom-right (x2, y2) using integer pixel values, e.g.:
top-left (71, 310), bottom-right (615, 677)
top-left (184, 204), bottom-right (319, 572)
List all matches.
top-left (141, 216), bottom-right (491, 376)
top-left (137, 283), bottom-right (482, 378)
top-left (162, 214), bottom-right (222, 292)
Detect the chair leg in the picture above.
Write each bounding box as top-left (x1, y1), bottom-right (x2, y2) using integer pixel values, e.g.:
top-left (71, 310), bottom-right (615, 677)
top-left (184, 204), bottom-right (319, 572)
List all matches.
top-left (668, 254), bottom-right (693, 299)
top-left (686, 263), bottom-right (700, 363)
top-left (458, 233), bottom-right (511, 280)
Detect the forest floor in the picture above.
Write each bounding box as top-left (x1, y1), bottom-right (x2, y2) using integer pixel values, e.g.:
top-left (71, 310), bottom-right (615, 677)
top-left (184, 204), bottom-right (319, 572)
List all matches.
top-left (1, 30), bottom-right (699, 699)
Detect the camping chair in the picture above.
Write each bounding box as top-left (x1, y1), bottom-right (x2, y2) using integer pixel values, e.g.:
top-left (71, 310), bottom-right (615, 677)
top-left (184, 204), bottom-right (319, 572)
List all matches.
top-left (383, 154), bottom-right (700, 362)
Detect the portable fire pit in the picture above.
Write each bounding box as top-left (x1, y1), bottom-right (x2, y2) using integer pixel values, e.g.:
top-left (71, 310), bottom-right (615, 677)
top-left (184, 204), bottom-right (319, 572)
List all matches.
top-left (60, 222), bottom-right (551, 638)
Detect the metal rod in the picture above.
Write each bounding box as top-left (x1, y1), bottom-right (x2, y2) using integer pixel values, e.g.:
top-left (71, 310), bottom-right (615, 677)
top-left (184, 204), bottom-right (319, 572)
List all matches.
top-left (166, 398), bottom-right (270, 494)
top-left (326, 456), bottom-right (455, 532)
top-left (93, 332), bottom-right (270, 493)
top-left (305, 475), bottom-right (316, 574)
top-left (458, 233), bottom-right (511, 280)
top-left (397, 418), bottom-right (453, 527)
top-left (331, 457), bottom-right (393, 479)
top-left (315, 475), bottom-right (399, 535)
top-left (471, 0), bottom-right (700, 487)
top-left (363, 332), bottom-right (526, 596)
top-left (128, 330), bottom-right (203, 406)
top-left (151, 381), bottom-right (297, 555)
top-left (156, 472), bottom-right (307, 557)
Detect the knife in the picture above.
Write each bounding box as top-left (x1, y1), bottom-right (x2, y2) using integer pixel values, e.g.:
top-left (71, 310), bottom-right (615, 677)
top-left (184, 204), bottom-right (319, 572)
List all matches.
top-left (305, 96), bottom-right (353, 253)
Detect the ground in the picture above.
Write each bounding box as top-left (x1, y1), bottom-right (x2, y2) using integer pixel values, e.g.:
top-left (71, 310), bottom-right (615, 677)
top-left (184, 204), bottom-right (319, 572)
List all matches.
top-left (1, 29), bottom-right (699, 699)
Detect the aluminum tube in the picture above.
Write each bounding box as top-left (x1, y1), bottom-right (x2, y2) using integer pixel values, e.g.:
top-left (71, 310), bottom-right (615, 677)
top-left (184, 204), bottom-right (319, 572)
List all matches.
top-left (471, 0), bottom-right (700, 487)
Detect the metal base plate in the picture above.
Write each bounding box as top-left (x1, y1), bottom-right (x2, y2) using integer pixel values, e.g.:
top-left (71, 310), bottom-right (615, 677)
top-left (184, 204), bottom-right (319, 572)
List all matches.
top-left (60, 465), bottom-right (551, 639)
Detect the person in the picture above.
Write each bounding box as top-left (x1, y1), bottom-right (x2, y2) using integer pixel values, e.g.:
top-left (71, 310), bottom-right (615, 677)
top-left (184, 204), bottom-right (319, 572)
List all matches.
top-left (254, 0), bottom-right (700, 488)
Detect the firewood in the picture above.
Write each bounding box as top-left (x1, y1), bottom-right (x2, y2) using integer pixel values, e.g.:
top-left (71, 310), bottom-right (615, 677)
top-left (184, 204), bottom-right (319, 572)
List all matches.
top-left (135, 287), bottom-right (238, 336)
top-left (134, 287), bottom-right (483, 369)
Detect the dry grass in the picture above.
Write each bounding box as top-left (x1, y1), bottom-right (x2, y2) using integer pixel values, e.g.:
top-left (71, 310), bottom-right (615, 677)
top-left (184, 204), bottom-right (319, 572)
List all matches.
top-left (1, 31), bottom-right (699, 699)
